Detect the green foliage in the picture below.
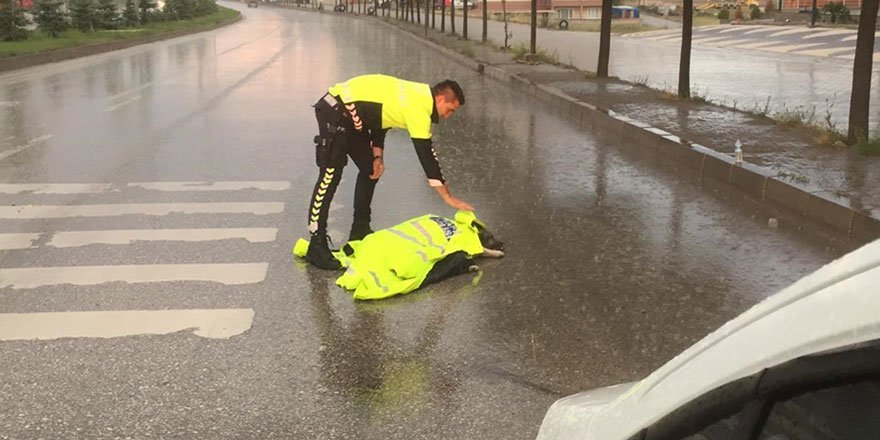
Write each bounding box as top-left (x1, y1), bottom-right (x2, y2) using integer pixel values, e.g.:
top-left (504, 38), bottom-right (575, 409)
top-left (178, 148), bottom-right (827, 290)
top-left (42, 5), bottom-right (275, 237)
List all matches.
top-left (70, 0), bottom-right (96, 32)
top-left (717, 8), bottom-right (729, 19)
top-left (855, 138), bottom-right (880, 155)
top-left (510, 41), bottom-right (559, 64)
top-left (122, 0), bottom-right (139, 26)
top-left (749, 4), bottom-right (761, 19)
top-left (164, 0), bottom-right (216, 20)
top-left (165, 0), bottom-right (193, 19)
top-left (196, 0), bottom-right (218, 16)
top-left (138, 0), bottom-right (158, 23)
top-left (0, 0), bottom-right (32, 41)
top-left (96, 0), bottom-right (120, 29)
top-left (32, 0), bottom-right (68, 38)
top-left (821, 2), bottom-right (850, 24)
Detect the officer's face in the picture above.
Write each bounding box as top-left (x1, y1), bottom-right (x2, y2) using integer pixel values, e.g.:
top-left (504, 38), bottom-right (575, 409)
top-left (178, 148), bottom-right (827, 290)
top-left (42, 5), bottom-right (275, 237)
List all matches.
top-left (436, 95), bottom-right (461, 119)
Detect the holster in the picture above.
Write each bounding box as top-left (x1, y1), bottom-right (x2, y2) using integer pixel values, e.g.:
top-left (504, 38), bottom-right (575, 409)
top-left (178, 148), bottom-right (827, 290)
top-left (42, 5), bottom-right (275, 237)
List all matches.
top-left (312, 94), bottom-right (349, 168)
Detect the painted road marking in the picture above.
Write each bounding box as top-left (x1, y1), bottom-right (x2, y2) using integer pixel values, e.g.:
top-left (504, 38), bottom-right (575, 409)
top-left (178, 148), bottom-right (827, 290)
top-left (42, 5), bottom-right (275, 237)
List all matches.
top-left (0, 263), bottom-right (269, 289)
top-left (792, 47), bottom-right (855, 57)
top-left (106, 80), bottom-right (157, 103)
top-left (733, 41), bottom-right (785, 50)
top-left (0, 202), bottom-right (285, 219)
top-left (0, 183), bottom-right (114, 194)
top-left (47, 228), bottom-right (278, 247)
top-left (691, 37), bottom-right (730, 45)
top-left (762, 43), bottom-right (825, 53)
top-left (0, 181), bottom-right (290, 194)
top-left (742, 26), bottom-right (784, 35)
top-left (644, 32), bottom-right (682, 41)
top-left (0, 309), bottom-right (256, 340)
top-left (710, 39), bottom-right (755, 48)
top-left (128, 181), bottom-right (291, 191)
top-left (803, 29), bottom-right (855, 39)
top-left (103, 94), bottom-right (142, 112)
top-left (0, 134), bottom-right (53, 161)
top-left (0, 233), bottom-right (41, 250)
top-left (719, 26), bottom-right (746, 34)
top-left (769, 27), bottom-right (816, 38)
top-left (0, 101), bottom-right (20, 108)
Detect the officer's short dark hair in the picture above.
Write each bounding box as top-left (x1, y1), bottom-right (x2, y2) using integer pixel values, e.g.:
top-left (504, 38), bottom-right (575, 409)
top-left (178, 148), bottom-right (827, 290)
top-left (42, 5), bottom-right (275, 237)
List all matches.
top-left (432, 79), bottom-right (465, 105)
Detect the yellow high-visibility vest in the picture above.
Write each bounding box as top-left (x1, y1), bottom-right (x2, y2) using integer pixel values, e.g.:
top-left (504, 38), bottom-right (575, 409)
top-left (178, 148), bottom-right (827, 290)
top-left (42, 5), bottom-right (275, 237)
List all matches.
top-left (293, 210), bottom-right (485, 300)
top-left (327, 74), bottom-right (434, 140)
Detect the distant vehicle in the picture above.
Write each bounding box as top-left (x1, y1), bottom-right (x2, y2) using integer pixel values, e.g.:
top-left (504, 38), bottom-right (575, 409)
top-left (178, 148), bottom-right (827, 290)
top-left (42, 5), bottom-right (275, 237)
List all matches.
top-left (435, 0), bottom-right (475, 8)
top-left (247, 0), bottom-right (258, 7)
top-left (536, 238), bottom-right (880, 440)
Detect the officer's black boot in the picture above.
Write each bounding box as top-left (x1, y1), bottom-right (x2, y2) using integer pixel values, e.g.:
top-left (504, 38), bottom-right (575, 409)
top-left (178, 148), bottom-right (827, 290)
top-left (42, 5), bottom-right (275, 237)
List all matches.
top-left (306, 232), bottom-right (342, 270)
top-left (348, 221), bottom-right (374, 242)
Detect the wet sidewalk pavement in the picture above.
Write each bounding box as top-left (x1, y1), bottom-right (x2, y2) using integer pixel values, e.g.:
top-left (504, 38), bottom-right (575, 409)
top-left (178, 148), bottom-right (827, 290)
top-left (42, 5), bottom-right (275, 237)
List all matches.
top-left (352, 12), bottom-right (880, 248)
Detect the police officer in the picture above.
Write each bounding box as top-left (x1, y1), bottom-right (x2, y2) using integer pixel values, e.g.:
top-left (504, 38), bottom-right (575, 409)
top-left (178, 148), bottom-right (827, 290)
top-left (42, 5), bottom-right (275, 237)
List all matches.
top-left (305, 74), bottom-right (474, 270)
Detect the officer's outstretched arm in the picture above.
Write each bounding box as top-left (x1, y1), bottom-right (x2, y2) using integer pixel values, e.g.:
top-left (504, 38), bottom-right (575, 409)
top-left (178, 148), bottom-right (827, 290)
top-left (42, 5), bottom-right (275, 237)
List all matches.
top-left (434, 185), bottom-right (473, 211)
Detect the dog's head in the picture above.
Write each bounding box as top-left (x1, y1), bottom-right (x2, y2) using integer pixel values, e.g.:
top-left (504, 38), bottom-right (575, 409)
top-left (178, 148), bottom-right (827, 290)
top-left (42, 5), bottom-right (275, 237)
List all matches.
top-left (473, 220), bottom-right (505, 258)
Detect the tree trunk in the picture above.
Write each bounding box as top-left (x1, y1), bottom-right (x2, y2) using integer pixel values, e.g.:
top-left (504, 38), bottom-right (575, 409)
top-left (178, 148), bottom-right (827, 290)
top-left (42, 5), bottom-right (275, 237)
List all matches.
top-left (679, 0), bottom-right (693, 98)
top-left (482, 0), bottom-right (487, 42)
top-left (848, 0), bottom-right (879, 143)
top-left (597, 0), bottom-right (612, 77)
top-left (529, 0), bottom-right (536, 54)
top-left (450, 0), bottom-right (455, 33)
top-left (440, 0), bottom-right (445, 31)
top-left (462, 0), bottom-right (467, 39)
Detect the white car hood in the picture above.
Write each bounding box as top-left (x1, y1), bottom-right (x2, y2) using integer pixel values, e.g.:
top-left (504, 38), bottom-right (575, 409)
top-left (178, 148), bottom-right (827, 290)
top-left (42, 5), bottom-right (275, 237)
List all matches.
top-left (537, 239), bottom-right (880, 440)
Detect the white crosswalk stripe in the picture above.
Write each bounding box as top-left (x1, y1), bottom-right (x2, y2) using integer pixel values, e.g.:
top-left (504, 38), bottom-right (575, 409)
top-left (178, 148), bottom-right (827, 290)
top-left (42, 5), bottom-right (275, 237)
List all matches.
top-left (0, 309), bottom-right (256, 341)
top-left (0, 202), bottom-right (285, 219)
top-left (624, 24), bottom-right (880, 59)
top-left (0, 181), bottom-right (293, 341)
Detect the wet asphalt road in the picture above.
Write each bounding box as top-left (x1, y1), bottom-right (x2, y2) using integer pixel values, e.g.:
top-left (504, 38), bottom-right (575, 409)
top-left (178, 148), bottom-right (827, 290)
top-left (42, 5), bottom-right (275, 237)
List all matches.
top-left (0, 3), bottom-right (837, 439)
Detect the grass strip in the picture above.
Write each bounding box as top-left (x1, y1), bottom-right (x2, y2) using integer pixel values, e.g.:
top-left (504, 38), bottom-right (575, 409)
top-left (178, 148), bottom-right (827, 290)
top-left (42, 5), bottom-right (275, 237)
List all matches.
top-left (0, 6), bottom-right (240, 58)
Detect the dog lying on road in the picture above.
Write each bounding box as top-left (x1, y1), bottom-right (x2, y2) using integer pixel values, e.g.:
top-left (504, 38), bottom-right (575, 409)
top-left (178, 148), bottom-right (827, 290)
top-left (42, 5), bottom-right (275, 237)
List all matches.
top-left (294, 210), bottom-right (505, 300)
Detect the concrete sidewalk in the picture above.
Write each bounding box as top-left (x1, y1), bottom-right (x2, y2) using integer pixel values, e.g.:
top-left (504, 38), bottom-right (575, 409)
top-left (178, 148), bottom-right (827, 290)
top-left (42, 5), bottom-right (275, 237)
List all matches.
top-left (361, 12), bottom-right (879, 250)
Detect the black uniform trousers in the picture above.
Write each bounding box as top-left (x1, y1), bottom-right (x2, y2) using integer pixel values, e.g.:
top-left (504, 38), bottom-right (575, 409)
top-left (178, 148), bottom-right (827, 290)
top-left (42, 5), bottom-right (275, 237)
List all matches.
top-left (308, 95), bottom-right (377, 236)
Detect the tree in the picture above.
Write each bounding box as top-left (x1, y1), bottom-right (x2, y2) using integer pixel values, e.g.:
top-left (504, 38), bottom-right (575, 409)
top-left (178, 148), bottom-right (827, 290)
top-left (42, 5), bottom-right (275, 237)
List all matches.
top-left (597, 0), bottom-right (612, 77)
top-left (749, 3), bottom-right (761, 19)
top-left (122, 0), bottom-right (139, 26)
top-left (69, 0), bottom-right (96, 32)
top-left (500, 0), bottom-right (511, 48)
top-left (0, 0), bottom-right (32, 41)
top-left (847, 0), bottom-right (879, 143)
top-left (821, 2), bottom-right (850, 24)
top-left (139, 0), bottom-right (157, 23)
top-left (32, 0), bottom-right (68, 37)
top-left (96, 0), bottom-right (120, 29)
top-left (196, 0), bottom-right (217, 16)
top-left (679, 0), bottom-right (692, 98)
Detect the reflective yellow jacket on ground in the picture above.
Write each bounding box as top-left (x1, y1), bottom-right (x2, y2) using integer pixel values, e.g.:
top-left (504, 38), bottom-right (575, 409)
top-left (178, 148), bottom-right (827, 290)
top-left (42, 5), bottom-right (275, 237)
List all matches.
top-left (294, 211), bottom-right (485, 300)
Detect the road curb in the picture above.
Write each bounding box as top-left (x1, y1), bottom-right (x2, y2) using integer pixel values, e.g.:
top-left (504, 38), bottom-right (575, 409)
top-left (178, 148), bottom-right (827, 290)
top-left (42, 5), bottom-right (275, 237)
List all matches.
top-left (374, 17), bottom-right (880, 248)
top-left (0, 13), bottom-right (242, 74)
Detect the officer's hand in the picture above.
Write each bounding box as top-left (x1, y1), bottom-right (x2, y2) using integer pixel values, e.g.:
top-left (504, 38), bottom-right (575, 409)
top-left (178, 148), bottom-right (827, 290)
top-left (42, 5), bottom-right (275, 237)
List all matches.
top-left (370, 156), bottom-right (384, 180)
top-left (444, 196), bottom-right (474, 211)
